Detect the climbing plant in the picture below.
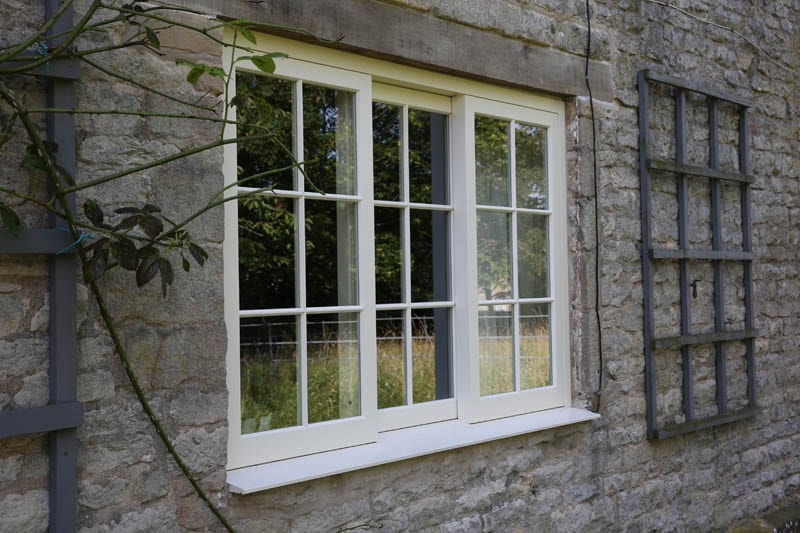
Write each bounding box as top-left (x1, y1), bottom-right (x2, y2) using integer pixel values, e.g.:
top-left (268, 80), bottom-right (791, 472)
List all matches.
top-left (0, 1), bottom-right (323, 530)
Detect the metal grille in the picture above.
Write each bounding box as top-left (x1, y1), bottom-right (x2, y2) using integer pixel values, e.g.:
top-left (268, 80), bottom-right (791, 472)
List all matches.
top-left (638, 70), bottom-right (757, 440)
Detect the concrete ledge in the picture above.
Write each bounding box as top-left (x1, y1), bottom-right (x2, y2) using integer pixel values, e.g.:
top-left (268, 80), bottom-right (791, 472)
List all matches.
top-left (169, 0), bottom-right (613, 100)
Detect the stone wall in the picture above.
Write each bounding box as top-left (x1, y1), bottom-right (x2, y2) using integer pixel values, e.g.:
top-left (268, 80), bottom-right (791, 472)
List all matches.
top-left (0, 0), bottom-right (798, 531)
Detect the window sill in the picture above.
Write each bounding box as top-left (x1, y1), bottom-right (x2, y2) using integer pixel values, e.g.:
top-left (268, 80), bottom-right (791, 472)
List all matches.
top-left (227, 406), bottom-right (600, 494)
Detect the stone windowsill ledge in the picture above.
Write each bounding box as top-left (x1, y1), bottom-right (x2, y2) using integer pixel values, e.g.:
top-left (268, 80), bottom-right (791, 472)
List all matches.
top-left (227, 406), bottom-right (600, 494)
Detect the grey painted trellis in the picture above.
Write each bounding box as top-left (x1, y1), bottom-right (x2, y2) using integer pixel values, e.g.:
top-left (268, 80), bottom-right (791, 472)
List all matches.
top-left (0, 1), bottom-right (82, 531)
top-left (638, 69), bottom-right (757, 440)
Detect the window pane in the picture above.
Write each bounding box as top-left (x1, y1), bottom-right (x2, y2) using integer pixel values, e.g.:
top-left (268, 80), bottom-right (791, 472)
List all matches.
top-left (303, 84), bottom-right (356, 195)
top-left (515, 123), bottom-right (547, 209)
top-left (479, 305), bottom-right (514, 396)
top-left (517, 213), bottom-right (549, 298)
top-left (411, 209), bottom-right (449, 302)
top-left (520, 303), bottom-right (551, 389)
top-left (373, 102), bottom-right (401, 201)
top-left (412, 308), bottom-right (452, 403)
top-left (409, 110), bottom-right (448, 205)
top-left (307, 313), bottom-right (360, 423)
top-left (238, 196), bottom-right (296, 310)
top-left (377, 311), bottom-right (405, 409)
top-left (240, 316), bottom-right (298, 433)
top-left (375, 207), bottom-right (402, 304)
top-left (475, 116), bottom-right (510, 206)
top-left (236, 73), bottom-right (295, 190)
top-left (477, 211), bottom-right (511, 301)
top-left (305, 200), bottom-right (358, 308)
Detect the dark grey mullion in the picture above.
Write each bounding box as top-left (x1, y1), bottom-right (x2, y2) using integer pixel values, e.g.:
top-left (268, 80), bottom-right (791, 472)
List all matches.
top-left (709, 98), bottom-right (727, 414)
top-left (45, 0), bottom-right (80, 531)
top-left (739, 107), bottom-right (756, 407)
top-left (429, 113), bottom-right (451, 399)
top-left (675, 88), bottom-right (694, 421)
top-left (637, 71), bottom-right (658, 439)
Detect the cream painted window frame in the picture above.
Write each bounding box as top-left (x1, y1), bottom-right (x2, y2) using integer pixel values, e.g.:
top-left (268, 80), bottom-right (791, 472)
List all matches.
top-left (224, 31), bottom-right (591, 483)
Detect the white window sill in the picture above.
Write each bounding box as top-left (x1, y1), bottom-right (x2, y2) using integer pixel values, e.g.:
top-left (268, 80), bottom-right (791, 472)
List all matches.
top-left (227, 406), bottom-right (600, 494)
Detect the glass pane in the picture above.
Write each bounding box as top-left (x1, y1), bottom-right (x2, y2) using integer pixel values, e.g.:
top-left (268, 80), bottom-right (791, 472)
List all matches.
top-left (373, 102), bottom-right (401, 201)
top-left (377, 310), bottom-right (405, 408)
top-left (303, 84), bottom-right (356, 195)
top-left (409, 110), bottom-right (448, 205)
top-left (475, 116), bottom-right (510, 206)
top-left (515, 123), bottom-right (547, 209)
top-left (307, 313), bottom-right (360, 423)
top-left (477, 211), bottom-right (511, 301)
top-left (520, 303), bottom-right (551, 389)
top-left (412, 308), bottom-right (451, 403)
top-left (238, 196), bottom-right (296, 310)
top-left (306, 200), bottom-right (358, 308)
top-left (410, 210), bottom-right (449, 302)
top-left (517, 213), bottom-right (549, 298)
top-left (236, 73), bottom-right (295, 190)
top-left (375, 207), bottom-right (402, 304)
top-left (479, 305), bottom-right (514, 396)
top-left (240, 316), bottom-right (298, 433)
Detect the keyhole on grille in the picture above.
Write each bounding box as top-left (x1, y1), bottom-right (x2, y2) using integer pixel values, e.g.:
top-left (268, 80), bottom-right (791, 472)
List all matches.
top-left (690, 279), bottom-right (701, 298)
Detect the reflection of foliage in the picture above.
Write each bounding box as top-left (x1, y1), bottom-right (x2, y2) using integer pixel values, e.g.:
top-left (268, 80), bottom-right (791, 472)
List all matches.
top-left (475, 116), bottom-right (509, 206)
top-left (517, 214), bottom-right (548, 297)
top-left (238, 196), bottom-right (295, 309)
top-left (372, 102), bottom-right (400, 201)
top-left (515, 123), bottom-right (547, 209)
top-left (237, 74), bottom-right (358, 309)
top-left (477, 211), bottom-right (511, 300)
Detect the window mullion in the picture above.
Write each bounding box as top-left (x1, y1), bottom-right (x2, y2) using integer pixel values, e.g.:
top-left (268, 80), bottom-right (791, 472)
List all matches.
top-left (509, 120), bottom-right (521, 392)
top-left (401, 105), bottom-right (414, 405)
top-left (294, 80), bottom-right (309, 426)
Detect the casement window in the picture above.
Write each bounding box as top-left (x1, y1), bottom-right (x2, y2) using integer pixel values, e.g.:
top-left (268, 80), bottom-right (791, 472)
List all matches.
top-left (223, 33), bottom-right (596, 490)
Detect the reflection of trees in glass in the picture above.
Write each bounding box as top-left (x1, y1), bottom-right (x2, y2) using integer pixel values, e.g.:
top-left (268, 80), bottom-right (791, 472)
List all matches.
top-left (517, 213), bottom-right (548, 298)
top-left (236, 73), bottom-right (358, 310)
top-left (515, 123), bottom-right (547, 209)
top-left (475, 116), bottom-right (510, 206)
top-left (238, 196), bottom-right (295, 309)
top-left (236, 73), bottom-right (294, 190)
top-left (477, 211), bottom-right (511, 300)
top-left (373, 102), bottom-right (401, 201)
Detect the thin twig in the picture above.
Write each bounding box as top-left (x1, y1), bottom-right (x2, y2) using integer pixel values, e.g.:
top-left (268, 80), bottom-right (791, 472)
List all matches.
top-left (642, 0), bottom-right (796, 75)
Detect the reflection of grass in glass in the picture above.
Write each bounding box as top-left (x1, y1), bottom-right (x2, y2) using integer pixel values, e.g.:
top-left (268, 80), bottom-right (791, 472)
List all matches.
top-left (242, 328), bottom-right (549, 432)
top-left (480, 330), bottom-right (550, 396)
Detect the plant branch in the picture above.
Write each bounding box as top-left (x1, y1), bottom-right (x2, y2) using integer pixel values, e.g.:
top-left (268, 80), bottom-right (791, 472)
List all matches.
top-left (80, 56), bottom-right (218, 113)
top-left (61, 134), bottom-right (273, 194)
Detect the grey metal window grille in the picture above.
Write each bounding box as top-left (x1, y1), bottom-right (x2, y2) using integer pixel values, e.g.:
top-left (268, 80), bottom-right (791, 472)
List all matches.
top-left (638, 70), bottom-right (757, 440)
top-left (0, 2), bottom-right (82, 531)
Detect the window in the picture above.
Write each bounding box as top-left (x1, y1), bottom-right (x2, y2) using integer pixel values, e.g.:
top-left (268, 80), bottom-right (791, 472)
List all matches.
top-left (223, 33), bottom-right (586, 481)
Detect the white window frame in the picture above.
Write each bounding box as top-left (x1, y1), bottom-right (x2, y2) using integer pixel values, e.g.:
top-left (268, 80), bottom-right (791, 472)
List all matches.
top-left (223, 31), bottom-right (597, 488)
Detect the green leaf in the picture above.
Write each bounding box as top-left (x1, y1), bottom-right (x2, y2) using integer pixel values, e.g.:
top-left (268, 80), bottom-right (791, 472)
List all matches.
top-left (158, 257), bottom-right (174, 284)
top-left (83, 199), bottom-right (104, 226)
top-left (0, 205), bottom-right (21, 237)
top-left (139, 215), bottom-right (163, 239)
top-left (116, 214), bottom-right (141, 230)
top-left (187, 66), bottom-right (204, 86)
top-left (188, 242), bottom-right (208, 267)
top-left (249, 53), bottom-right (288, 74)
top-left (250, 55), bottom-right (276, 74)
top-left (110, 238), bottom-right (138, 271)
top-left (136, 245), bottom-right (158, 259)
top-left (237, 26), bottom-right (257, 45)
top-left (115, 206), bottom-right (142, 214)
top-left (182, 255), bottom-right (191, 272)
top-left (136, 256), bottom-right (159, 287)
top-left (88, 247), bottom-right (109, 280)
top-left (142, 204), bottom-right (161, 214)
top-left (176, 59), bottom-right (226, 86)
top-left (145, 26), bottom-right (160, 49)
top-left (21, 145), bottom-right (46, 170)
